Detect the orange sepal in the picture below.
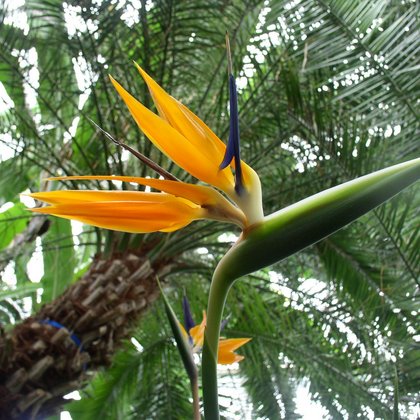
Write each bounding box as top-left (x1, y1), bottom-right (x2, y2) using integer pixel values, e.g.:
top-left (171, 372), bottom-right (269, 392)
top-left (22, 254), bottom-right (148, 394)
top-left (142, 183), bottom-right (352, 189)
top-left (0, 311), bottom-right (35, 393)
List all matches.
top-left (134, 64), bottom-right (228, 166)
top-left (29, 197), bottom-right (203, 233)
top-left (44, 176), bottom-right (247, 227)
top-left (110, 76), bottom-right (233, 192)
top-left (217, 338), bottom-right (252, 365)
top-left (189, 311), bottom-right (206, 348)
top-left (46, 175), bottom-right (233, 207)
top-left (28, 189), bottom-right (193, 206)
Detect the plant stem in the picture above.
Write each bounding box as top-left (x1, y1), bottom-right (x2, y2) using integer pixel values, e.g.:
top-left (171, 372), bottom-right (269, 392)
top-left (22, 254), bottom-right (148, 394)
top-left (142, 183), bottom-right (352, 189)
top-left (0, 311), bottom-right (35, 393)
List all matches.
top-left (202, 257), bottom-right (236, 420)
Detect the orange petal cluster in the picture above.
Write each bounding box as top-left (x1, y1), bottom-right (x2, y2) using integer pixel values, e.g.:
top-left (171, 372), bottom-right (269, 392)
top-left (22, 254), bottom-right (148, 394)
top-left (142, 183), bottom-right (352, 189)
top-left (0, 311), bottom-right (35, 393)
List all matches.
top-left (28, 64), bottom-right (263, 232)
top-left (182, 311), bottom-right (251, 365)
top-left (29, 175), bottom-right (245, 233)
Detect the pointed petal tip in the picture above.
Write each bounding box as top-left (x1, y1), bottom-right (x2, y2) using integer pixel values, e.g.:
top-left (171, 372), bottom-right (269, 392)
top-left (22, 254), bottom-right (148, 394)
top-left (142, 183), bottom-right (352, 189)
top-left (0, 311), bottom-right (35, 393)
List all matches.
top-left (225, 337), bottom-right (252, 346)
top-left (24, 192), bottom-right (50, 203)
top-left (133, 60), bottom-right (143, 73)
top-left (109, 75), bottom-right (123, 93)
top-left (109, 75), bottom-right (124, 92)
top-left (133, 62), bottom-right (153, 84)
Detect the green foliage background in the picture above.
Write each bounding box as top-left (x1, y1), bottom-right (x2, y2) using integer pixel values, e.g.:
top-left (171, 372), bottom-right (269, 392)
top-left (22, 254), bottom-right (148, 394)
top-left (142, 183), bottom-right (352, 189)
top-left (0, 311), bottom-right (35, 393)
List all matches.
top-left (0, 0), bottom-right (418, 418)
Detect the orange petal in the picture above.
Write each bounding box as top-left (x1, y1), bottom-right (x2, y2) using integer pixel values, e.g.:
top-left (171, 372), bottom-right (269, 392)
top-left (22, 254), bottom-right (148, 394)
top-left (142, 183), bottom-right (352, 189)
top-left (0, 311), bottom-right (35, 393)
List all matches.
top-left (46, 176), bottom-right (228, 206)
top-left (136, 65), bottom-right (258, 193)
top-left (189, 311), bottom-right (206, 348)
top-left (30, 199), bottom-right (203, 233)
top-left (44, 176), bottom-right (247, 227)
top-left (217, 338), bottom-right (251, 365)
top-left (135, 64), bottom-right (228, 166)
top-left (110, 76), bottom-right (233, 192)
top-left (28, 190), bottom-right (194, 206)
top-left (137, 66), bottom-right (260, 202)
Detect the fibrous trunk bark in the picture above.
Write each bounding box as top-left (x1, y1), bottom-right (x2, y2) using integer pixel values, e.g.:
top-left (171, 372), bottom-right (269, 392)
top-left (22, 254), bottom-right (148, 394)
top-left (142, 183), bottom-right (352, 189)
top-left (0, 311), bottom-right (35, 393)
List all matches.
top-left (0, 248), bottom-right (173, 419)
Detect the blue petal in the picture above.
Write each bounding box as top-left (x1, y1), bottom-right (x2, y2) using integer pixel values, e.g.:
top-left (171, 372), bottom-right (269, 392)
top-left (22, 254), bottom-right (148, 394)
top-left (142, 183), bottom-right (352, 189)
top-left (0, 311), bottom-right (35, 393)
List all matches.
top-left (220, 74), bottom-right (244, 194)
top-left (182, 295), bottom-right (195, 332)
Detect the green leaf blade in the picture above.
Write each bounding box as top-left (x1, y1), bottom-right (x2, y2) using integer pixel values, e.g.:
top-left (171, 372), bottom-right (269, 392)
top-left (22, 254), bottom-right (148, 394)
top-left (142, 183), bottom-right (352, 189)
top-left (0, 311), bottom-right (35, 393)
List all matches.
top-left (0, 202), bottom-right (28, 251)
top-left (41, 218), bottom-right (75, 302)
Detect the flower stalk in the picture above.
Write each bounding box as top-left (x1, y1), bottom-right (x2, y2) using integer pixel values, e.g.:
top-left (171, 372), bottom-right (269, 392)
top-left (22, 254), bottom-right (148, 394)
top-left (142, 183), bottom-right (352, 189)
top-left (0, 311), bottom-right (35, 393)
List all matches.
top-left (202, 258), bottom-right (237, 419)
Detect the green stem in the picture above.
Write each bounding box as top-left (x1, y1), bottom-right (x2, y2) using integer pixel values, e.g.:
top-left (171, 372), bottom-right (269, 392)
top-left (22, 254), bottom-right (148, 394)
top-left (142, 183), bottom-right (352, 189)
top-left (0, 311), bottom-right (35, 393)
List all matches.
top-left (202, 254), bottom-right (238, 420)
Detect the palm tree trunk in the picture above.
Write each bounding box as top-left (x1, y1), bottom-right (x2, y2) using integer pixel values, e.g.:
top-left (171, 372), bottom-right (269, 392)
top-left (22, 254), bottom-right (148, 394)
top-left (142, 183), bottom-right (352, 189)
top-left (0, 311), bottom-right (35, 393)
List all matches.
top-left (0, 248), bottom-right (173, 419)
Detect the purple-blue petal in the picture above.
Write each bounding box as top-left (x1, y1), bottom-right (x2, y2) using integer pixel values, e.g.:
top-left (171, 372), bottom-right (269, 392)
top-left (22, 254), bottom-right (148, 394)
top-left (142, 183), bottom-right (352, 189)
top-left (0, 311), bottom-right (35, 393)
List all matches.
top-left (182, 295), bottom-right (195, 332)
top-left (220, 74), bottom-right (244, 194)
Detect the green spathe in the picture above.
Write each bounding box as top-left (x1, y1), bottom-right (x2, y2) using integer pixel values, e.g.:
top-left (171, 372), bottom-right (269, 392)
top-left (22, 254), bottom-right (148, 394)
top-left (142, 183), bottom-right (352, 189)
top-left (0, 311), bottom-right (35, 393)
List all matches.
top-left (220, 157), bottom-right (420, 280)
top-left (157, 280), bottom-right (197, 382)
top-left (202, 157), bottom-right (420, 420)
top-left (158, 281), bottom-right (201, 419)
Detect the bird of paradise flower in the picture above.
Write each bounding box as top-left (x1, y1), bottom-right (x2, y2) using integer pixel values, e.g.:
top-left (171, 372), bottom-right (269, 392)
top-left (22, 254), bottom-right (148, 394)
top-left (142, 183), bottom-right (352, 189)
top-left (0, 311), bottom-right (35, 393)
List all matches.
top-left (29, 62), bottom-right (264, 234)
top-left (27, 36), bottom-right (420, 420)
top-left (181, 296), bottom-right (251, 365)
